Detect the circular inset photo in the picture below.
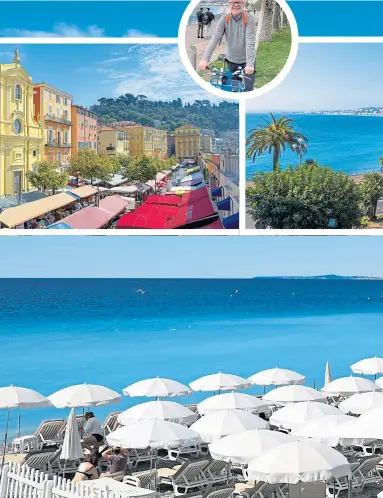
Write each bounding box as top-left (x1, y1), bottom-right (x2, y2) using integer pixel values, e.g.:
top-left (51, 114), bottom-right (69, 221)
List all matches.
top-left (179, 0), bottom-right (298, 99)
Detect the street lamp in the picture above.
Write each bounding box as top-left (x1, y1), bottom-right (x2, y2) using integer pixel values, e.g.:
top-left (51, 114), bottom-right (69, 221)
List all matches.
top-left (292, 137), bottom-right (307, 166)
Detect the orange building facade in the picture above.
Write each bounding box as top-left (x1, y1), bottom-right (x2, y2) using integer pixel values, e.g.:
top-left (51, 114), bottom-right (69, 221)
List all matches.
top-left (33, 83), bottom-right (72, 167)
top-left (71, 105), bottom-right (98, 157)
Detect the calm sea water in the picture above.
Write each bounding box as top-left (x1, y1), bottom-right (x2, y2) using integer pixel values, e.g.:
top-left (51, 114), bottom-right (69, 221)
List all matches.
top-left (0, 278), bottom-right (382, 437)
top-left (246, 114), bottom-right (383, 180)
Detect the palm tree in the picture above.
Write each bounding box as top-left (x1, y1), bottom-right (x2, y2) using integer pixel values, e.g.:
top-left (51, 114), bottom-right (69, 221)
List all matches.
top-left (246, 113), bottom-right (308, 170)
top-left (379, 156), bottom-right (383, 173)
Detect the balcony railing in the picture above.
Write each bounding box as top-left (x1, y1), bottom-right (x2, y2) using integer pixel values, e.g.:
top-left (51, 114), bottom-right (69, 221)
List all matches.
top-left (44, 114), bottom-right (72, 126)
top-left (45, 141), bottom-right (72, 148)
top-left (106, 146), bottom-right (115, 151)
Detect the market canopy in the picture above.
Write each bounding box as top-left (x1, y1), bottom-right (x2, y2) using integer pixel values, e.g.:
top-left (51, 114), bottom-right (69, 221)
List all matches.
top-left (58, 196), bottom-right (130, 229)
top-left (145, 195), bottom-right (182, 206)
top-left (168, 197), bottom-right (217, 228)
top-left (69, 186), bottom-right (98, 199)
top-left (0, 193), bottom-right (76, 228)
top-left (200, 219), bottom-right (224, 229)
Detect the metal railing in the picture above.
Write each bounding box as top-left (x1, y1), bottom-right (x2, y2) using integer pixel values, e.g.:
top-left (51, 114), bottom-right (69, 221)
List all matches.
top-left (45, 141), bottom-right (72, 148)
top-left (44, 114), bottom-right (72, 126)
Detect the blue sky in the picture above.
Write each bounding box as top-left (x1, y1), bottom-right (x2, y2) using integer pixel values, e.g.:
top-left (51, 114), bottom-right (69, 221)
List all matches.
top-left (247, 44), bottom-right (383, 112)
top-left (0, 2), bottom-right (186, 37)
top-left (0, 44), bottom-right (223, 104)
top-left (0, 237), bottom-right (382, 278)
top-left (0, 1), bottom-right (381, 37)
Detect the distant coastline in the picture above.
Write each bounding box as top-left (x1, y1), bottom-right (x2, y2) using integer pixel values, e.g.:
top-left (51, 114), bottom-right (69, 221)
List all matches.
top-left (253, 274), bottom-right (383, 280)
top-left (248, 110), bottom-right (383, 117)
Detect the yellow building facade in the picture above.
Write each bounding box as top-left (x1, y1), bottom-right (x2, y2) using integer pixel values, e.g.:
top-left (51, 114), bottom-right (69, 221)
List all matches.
top-left (175, 124), bottom-right (200, 159)
top-left (98, 127), bottom-right (129, 156)
top-left (0, 50), bottom-right (43, 197)
top-left (126, 125), bottom-right (167, 159)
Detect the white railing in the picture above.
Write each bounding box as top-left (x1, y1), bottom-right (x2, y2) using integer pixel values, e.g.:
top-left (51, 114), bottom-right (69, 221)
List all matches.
top-left (0, 464), bottom-right (120, 498)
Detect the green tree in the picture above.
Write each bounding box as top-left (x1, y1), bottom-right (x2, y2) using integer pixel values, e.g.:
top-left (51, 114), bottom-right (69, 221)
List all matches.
top-left (26, 161), bottom-right (69, 194)
top-left (69, 149), bottom-right (119, 185)
top-left (120, 155), bottom-right (164, 186)
top-left (359, 172), bottom-right (383, 220)
top-left (246, 162), bottom-right (362, 229)
top-left (246, 113), bottom-right (308, 171)
top-left (379, 156), bottom-right (383, 172)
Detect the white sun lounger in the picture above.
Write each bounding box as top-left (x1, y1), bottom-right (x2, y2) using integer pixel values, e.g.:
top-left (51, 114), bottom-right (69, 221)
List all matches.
top-left (354, 456), bottom-right (383, 486)
top-left (326, 462), bottom-right (363, 498)
top-left (203, 486), bottom-right (234, 498)
top-left (124, 470), bottom-right (158, 490)
top-left (159, 459), bottom-right (210, 495)
top-left (255, 483), bottom-right (286, 498)
top-left (203, 460), bottom-right (232, 486)
top-left (129, 448), bottom-right (156, 469)
top-left (102, 412), bottom-right (122, 436)
top-left (12, 419), bottom-right (65, 452)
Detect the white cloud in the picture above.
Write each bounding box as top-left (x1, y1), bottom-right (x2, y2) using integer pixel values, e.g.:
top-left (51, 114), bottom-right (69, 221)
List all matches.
top-left (0, 23), bottom-right (105, 37)
top-left (106, 45), bottom-right (222, 103)
top-left (124, 30), bottom-right (157, 37)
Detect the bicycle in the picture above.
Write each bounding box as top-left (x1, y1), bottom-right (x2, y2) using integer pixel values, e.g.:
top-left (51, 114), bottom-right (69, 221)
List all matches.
top-left (206, 54), bottom-right (253, 93)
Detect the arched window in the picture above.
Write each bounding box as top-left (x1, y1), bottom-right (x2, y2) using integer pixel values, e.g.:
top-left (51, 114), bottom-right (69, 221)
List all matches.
top-left (15, 85), bottom-right (22, 100)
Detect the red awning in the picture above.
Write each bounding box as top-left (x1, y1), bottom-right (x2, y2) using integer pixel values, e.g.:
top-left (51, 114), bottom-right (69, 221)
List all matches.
top-left (200, 219), bottom-right (224, 229)
top-left (180, 187), bottom-right (209, 205)
top-left (116, 204), bottom-right (178, 229)
top-left (167, 196), bottom-right (217, 228)
top-left (145, 195), bottom-right (182, 206)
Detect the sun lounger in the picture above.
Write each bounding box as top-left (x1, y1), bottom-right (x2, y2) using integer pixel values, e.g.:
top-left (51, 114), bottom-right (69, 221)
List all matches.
top-left (12, 419), bottom-right (65, 452)
top-left (158, 459), bottom-right (210, 495)
top-left (102, 412), bottom-right (122, 436)
top-left (203, 460), bottom-right (232, 486)
top-left (22, 450), bottom-right (59, 472)
top-left (129, 448), bottom-right (156, 469)
top-left (354, 456), bottom-right (383, 486)
top-left (203, 486), bottom-right (234, 498)
top-left (326, 462), bottom-right (363, 498)
top-left (124, 469), bottom-right (157, 490)
top-left (255, 483), bottom-right (286, 498)
top-left (232, 481), bottom-right (259, 498)
top-left (167, 444), bottom-right (202, 461)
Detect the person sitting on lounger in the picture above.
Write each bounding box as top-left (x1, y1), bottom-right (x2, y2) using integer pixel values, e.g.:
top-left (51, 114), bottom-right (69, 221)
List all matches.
top-left (100, 446), bottom-right (128, 478)
top-left (82, 412), bottom-right (104, 451)
top-left (72, 453), bottom-right (99, 483)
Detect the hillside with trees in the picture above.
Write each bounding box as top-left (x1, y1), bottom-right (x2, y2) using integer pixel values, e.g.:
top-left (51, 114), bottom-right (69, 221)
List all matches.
top-left (90, 94), bottom-right (239, 132)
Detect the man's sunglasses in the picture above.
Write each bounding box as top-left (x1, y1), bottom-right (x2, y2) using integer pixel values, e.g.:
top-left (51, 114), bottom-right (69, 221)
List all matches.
top-left (229, 2), bottom-right (243, 5)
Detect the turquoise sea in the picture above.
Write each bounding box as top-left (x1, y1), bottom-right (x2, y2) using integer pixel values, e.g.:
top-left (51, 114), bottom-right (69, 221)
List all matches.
top-left (0, 278), bottom-right (382, 438)
top-left (246, 114), bottom-right (383, 180)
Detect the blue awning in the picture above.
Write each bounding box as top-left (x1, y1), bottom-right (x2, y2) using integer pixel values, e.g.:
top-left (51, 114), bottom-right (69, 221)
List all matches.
top-left (67, 192), bottom-right (81, 199)
top-left (211, 186), bottom-right (223, 197)
top-left (217, 197), bottom-right (231, 211)
top-left (222, 212), bottom-right (239, 229)
top-left (45, 222), bottom-right (74, 229)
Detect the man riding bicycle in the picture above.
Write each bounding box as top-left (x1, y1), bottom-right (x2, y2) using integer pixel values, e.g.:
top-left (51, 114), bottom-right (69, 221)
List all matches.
top-left (198, 0), bottom-right (256, 92)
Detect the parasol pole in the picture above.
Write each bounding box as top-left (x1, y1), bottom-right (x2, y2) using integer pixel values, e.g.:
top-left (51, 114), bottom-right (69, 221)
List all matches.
top-left (1, 409), bottom-right (11, 473)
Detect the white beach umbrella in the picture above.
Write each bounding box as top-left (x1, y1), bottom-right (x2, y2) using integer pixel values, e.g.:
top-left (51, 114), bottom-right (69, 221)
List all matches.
top-left (338, 391), bottom-right (383, 415)
top-left (324, 362), bottom-right (332, 387)
top-left (209, 429), bottom-right (296, 465)
top-left (263, 385), bottom-right (327, 406)
top-left (247, 440), bottom-right (351, 483)
top-left (189, 409), bottom-right (269, 443)
top-left (107, 419), bottom-right (200, 449)
top-left (117, 401), bottom-right (197, 425)
top-left (270, 401), bottom-right (341, 431)
top-left (0, 385), bottom-right (51, 470)
top-left (376, 377), bottom-right (383, 389)
top-left (190, 372), bottom-right (252, 392)
top-left (335, 406), bottom-right (383, 440)
top-left (60, 407), bottom-right (84, 462)
top-left (248, 368), bottom-right (305, 387)
top-left (292, 414), bottom-right (354, 447)
top-left (123, 378), bottom-right (191, 398)
top-left (197, 392), bottom-right (268, 415)
top-left (350, 357), bottom-right (383, 378)
top-left (321, 376), bottom-right (380, 398)
top-left (49, 383), bottom-right (122, 408)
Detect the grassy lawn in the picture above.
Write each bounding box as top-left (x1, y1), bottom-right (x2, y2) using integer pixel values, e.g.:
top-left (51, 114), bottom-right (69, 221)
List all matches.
top-left (206, 28), bottom-right (292, 90)
top-left (255, 28), bottom-right (292, 88)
